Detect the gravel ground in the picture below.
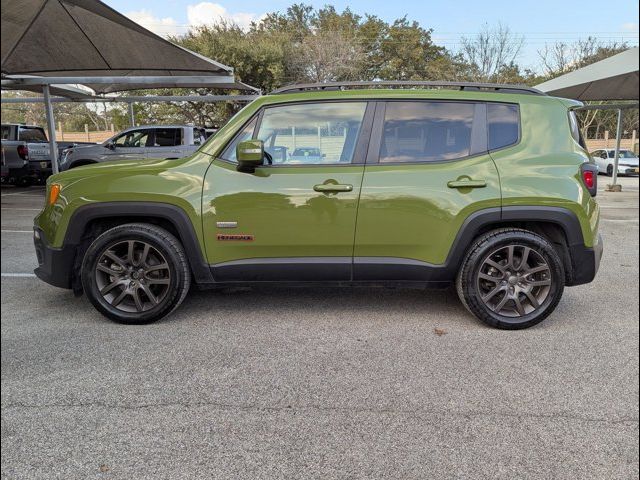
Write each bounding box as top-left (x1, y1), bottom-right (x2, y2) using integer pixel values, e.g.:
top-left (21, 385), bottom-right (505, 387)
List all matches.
top-left (1, 178), bottom-right (638, 479)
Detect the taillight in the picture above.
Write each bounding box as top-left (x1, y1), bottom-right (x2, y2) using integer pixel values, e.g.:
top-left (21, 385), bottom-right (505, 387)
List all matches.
top-left (583, 170), bottom-right (594, 189)
top-left (580, 163), bottom-right (598, 197)
top-left (17, 145), bottom-right (29, 160)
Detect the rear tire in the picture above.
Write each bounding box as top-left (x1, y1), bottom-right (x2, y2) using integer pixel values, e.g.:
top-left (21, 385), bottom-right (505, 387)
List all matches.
top-left (456, 228), bottom-right (565, 329)
top-left (81, 223), bottom-right (191, 324)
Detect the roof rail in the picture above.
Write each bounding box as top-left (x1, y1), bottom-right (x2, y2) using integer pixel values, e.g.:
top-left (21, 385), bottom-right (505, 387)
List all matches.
top-left (271, 81), bottom-right (545, 96)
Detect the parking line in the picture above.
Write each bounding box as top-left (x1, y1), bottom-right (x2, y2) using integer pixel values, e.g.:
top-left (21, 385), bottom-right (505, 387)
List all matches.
top-left (0, 208), bottom-right (41, 211)
top-left (1, 230), bottom-right (32, 233)
top-left (1, 273), bottom-right (36, 278)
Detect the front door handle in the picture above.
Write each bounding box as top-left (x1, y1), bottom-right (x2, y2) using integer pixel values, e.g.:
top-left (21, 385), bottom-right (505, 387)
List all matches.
top-left (447, 179), bottom-right (487, 189)
top-left (313, 183), bottom-right (353, 193)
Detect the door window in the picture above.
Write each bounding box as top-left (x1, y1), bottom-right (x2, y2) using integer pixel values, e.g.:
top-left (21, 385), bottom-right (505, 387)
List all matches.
top-left (113, 130), bottom-right (150, 148)
top-left (379, 102), bottom-right (475, 163)
top-left (154, 128), bottom-right (181, 147)
top-left (220, 117), bottom-right (258, 162)
top-left (193, 128), bottom-right (204, 146)
top-left (256, 102), bottom-right (367, 165)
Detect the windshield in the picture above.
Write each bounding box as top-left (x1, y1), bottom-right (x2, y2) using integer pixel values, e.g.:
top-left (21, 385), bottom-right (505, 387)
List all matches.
top-left (619, 150), bottom-right (636, 158)
top-left (18, 127), bottom-right (47, 143)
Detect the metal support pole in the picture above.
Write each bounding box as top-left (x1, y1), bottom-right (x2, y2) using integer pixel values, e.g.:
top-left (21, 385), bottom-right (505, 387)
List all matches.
top-left (42, 85), bottom-right (59, 175)
top-left (612, 108), bottom-right (623, 186)
top-left (128, 102), bottom-right (136, 127)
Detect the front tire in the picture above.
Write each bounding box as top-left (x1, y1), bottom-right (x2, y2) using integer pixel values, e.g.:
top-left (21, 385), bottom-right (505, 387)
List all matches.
top-left (607, 164), bottom-right (614, 176)
top-left (456, 228), bottom-right (565, 329)
top-left (81, 223), bottom-right (191, 324)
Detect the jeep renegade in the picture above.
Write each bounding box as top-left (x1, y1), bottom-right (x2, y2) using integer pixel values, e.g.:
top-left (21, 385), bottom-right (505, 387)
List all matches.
top-left (33, 81), bottom-right (603, 329)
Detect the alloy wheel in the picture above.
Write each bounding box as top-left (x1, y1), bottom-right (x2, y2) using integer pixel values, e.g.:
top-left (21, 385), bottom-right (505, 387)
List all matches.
top-left (476, 244), bottom-right (552, 317)
top-left (94, 240), bottom-right (171, 313)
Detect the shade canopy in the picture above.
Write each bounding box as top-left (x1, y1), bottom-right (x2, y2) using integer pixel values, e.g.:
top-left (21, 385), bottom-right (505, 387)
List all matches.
top-left (0, 0), bottom-right (251, 94)
top-left (536, 47), bottom-right (639, 101)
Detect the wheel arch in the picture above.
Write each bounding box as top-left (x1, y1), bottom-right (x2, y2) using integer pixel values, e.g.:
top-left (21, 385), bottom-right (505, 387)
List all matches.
top-left (65, 202), bottom-right (213, 285)
top-left (446, 206), bottom-right (586, 285)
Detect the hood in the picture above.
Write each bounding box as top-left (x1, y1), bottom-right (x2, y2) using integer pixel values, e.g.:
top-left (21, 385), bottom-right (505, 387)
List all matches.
top-left (50, 156), bottom-right (189, 184)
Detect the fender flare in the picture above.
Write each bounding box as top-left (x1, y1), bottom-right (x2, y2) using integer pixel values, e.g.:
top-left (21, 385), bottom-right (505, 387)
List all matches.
top-left (64, 202), bottom-right (213, 284)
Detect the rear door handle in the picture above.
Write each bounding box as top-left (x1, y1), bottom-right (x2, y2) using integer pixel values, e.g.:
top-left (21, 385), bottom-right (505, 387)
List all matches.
top-left (313, 184), bottom-right (353, 193)
top-left (447, 179), bottom-right (487, 189)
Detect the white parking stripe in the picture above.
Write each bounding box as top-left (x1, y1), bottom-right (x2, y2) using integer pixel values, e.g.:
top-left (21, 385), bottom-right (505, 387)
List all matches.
top-left (1, 273), bottom-right (36, 278)
top-left (0, 208), bottom-right (41, 211)
top-left (598, 206), bottom-right (639, 209)
top-left (1, 230), bottom-right (32, 233)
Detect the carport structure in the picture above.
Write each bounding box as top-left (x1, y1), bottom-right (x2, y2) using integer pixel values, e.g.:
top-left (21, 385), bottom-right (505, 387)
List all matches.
top-left (1, 0), bottom-right (259, 174)
top-left (536, 47), bottom-right (639, 188)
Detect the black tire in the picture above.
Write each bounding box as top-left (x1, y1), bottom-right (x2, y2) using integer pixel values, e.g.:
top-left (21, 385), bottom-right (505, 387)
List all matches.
top-left (456, 228), bottom-right (565, 330)
top-left (81, 223), bottom-right (191, 324)
top-left (607, 164), bottom-right (614, 177)
top-left (16, 176), bottom-right (32, 187)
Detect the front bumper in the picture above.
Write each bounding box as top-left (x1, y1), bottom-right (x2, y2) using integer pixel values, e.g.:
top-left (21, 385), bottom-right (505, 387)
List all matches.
top-left (33, 228), bottom-right (76, 289)
top-left (568, 234), bottom-right (603, 286)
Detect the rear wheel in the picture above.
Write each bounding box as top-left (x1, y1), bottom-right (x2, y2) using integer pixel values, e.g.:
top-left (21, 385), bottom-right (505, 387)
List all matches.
top-left (81, 223), bottom-right (191, 324)
top-left (456, 228), bottom-right (565, 329)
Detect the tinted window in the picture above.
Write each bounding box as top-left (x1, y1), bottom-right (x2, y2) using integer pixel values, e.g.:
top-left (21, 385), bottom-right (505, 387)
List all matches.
top-left (487, 104), bottom-right (519, 150)
top-left (221, 117), bottom-right (258, 162)
top-left (256, 102), bottom-right (367, 165)
top-left (193, 128), bottom-right (204, 146)
top-left (380, 102), bottom-right (474, 163)
top-left (113, 130), bottom-right (150, 148)
top-left (154, 128), bottom-right (181, 147)
top-left (18, 126), bottom-right (47, 143)
top-left (1, 125), bottom-right (14, 140)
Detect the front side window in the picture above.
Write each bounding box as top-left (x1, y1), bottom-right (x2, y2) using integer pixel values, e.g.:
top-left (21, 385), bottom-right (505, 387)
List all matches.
top-left (220, 117), bottom-right (258, 162)
top-left (154, 128), bottom-right (181, 147)
top-left (113, 130), bottom-right (150, 148)
top-left (379, 102), bottom-right (474, 163)
top-left (488, 103), bottom-right (519, 150)
top-left (256, 102), bottom-right (367, 165)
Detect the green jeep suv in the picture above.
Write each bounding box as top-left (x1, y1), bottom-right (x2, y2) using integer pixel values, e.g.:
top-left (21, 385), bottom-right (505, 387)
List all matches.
top-left (33, 81), bottom-right (602, 329)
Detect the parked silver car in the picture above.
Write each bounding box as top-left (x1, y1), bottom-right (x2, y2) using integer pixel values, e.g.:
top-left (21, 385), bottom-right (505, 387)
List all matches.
top-left (59, 125), bottom-right (207, 170)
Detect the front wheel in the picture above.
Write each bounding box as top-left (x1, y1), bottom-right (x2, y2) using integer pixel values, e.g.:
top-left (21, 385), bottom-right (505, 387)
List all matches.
top-left (456, 228), bottom-right (565, 329)
top-left (607, 164), bottom-right (614, 177)
top-left (81, 223), bottom-right (191, 324)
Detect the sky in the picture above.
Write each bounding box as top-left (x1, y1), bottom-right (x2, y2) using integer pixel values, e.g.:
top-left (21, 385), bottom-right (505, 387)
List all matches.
top-left (104, 0), bottom-right (639, 72)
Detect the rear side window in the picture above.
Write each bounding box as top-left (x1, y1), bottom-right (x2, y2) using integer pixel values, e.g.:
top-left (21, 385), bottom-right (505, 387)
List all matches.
top-left (193, 128), bottom-right (204, 146)
top-left (154, 128), bottom-right (181, 147)
top-left (379, 102), bottom-right (475, 163)
top-left (568, 110), bottom-right (587, 149)
top-left (487, 104), bottom-right (519, 150)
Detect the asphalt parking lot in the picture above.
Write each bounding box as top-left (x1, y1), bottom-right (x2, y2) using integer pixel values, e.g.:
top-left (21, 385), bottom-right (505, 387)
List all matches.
top-left (1, 178), bottom-right (638, 479)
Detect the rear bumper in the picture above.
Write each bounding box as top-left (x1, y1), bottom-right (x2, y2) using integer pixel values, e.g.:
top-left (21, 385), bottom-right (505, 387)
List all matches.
top-left (33, 228), bottom-right (75, 289)
top-left (568, 234), bottom-right (603, 286)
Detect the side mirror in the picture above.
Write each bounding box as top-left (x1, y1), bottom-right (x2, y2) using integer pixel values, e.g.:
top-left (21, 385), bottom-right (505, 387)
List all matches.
top-left (106, 142), bottom-right (116, 150)
top-left (236, 140), bottom-right (264, 172)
